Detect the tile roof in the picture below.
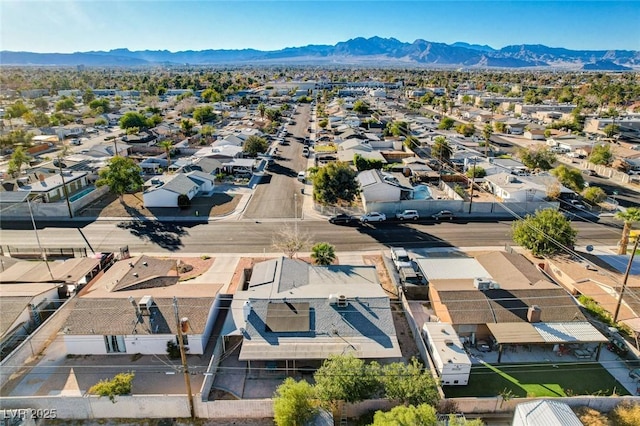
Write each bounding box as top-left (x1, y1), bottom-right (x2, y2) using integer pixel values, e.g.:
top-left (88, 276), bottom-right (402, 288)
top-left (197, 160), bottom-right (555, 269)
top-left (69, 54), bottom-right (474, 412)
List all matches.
top-left (64, 297), bottom-right (213, 336)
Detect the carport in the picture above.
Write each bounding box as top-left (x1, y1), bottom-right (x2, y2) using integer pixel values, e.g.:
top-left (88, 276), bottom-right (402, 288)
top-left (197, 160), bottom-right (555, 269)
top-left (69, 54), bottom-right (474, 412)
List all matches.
top-left (487, 322), bottom-right (608, 363)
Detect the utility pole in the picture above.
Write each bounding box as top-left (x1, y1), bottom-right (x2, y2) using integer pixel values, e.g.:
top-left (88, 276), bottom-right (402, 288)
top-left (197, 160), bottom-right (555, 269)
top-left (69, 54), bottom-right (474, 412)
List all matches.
top-left (173, 297), bottom-right (195, 418)
top-left (58, 161), bottom-right (73, 218)
top-left (27, 196), bottom-right (54, 281)
top-left (294, 192), bottom-right (298, 234)
top-left (613, 237), bottom-right (640, 323)
top-left (468, 157), bottom-right (477, 214)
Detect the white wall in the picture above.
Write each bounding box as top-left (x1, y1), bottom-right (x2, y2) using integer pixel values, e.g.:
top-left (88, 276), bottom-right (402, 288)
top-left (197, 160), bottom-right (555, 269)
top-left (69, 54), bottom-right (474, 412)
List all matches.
top-left (361, 183), bottom-right (400, 203)
top-left (143, 189), bottom-right (178, 208)
top-left (64, 333), bottom-right (204, 355)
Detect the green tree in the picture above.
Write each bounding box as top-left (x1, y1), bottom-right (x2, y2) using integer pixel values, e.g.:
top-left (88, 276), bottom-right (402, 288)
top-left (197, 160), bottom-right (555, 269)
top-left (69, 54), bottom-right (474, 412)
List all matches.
top-left (193, 105), bottom-right (216, 124)
top-left (615, 207), bottom-right (640, 255)
top-left (7, 100), bottom-right (29, 119)
top-left (603, 123), bottom-right (620, 138)
top-left (517, 145), bottom-right (556, 170)
top-left (88, 372), bottom-right (134, 403)
top-left (455, 123), bottom-right (475, 137)
top-left (55, 97), bottom-right (75, 112)
top-left (438, 117), bottom-right (455, 130)
top-left (482, 123), bottom-right (493, 157)
top-left (372, 404), bottom-right (437, 426)
top-left (96, 156), bottom-right (144, 201)
top-left (582, 186), bottom-right (606, 204)
top-left (0, 129), bottom-right (34, 149)
top-left (551, 165), bottom-right (585, 192)
top-left (318, 119), bottom-right (329, 129)
top-left (24, 111), bottom-right (50, 127)
top-left (352, 100), bottom-right (369, 113)
top-left (314, 355), bottom-right (381, 410)
top-left (589, 144), bottom-right (613, 165)
top-left (494, 121), bottom-right (507, 133)
top-left (82, 89), bottom-right (95, 105)
top-left (158, 140), bottom-right (174, 171)
top-left (380, 358), bottom-right (439, 406)
top-left (119, 111), bottom-right (148, 130)
top-left (200, 88), bottom-right (223, 103)
top-left (7, 146), bottom-right (31, 177)
top-left (432, 136), bottom-right (453, 163)
top-left (243, 135), bottom-right (268, 156)
top-left (404, 135), bottom-right (420, 151)
top-left (353, 153), bottom-right (383, 171)
top-left (311, 242), bottom-right (336, 266)
top-left (265, 108), bottom-right (282, 122)
top-left (512, 209), bottom-right (578, 257)
top-left (466, 166), bottom-right (486, 178)
top-left (200, 125), bottom-right (215, 138)
top-left (89, 98), bottom-right (110, 114)
top-left (180, 119), bottom-right (195, 136)
top-left (33, 97), bottom-right (49, 112)
top-left (257, 102), bottom-right (266, 120)
top-left (147, 114), bottom-right (162, 128)
top-left (273, 378), bottom-right (318, 426)
top-left (312, 162), bottom-right (359, 205)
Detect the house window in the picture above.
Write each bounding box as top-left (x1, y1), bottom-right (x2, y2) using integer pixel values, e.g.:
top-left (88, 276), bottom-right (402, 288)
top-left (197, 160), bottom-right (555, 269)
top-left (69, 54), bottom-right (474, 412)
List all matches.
top-left (176, 335), bottom-right (189, 346)
top-left (104, 335), bottom-right (126, 353)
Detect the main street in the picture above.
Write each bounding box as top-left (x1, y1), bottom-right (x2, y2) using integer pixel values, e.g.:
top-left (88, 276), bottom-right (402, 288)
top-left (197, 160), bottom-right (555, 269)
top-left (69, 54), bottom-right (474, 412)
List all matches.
top-left (0, 219), bottom-right (622, 255)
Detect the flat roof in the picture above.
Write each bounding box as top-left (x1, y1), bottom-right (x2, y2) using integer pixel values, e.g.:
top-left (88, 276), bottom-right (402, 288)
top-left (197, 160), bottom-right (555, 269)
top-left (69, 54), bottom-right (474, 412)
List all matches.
top-left (487, 323), bottom-right (546, 344)
top-left (423, 322), bottom-right (471, 365)
top-left (488, 321), bottom-right (607, 345)
top-left (415, 258), bottom-right (490, 281)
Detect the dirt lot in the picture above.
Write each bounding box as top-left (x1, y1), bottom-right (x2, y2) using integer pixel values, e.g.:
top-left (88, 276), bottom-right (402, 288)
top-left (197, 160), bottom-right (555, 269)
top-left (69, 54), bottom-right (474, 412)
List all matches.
top-left (78, 192), bottom-right (240, 218)
top-left (174, 256), bottom-right (215, 281)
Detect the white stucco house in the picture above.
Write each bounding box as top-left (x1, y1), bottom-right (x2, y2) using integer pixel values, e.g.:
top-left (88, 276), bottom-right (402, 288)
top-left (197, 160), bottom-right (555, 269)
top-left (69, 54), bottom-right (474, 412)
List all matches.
top-left (62, 256), bottom-right (222, 356)
top-left (143, 173), bottom-right (200, 208)
top-left (357, 169), bottom-right (412, 204)
top-left (484, 173), bottom-right (572, 202)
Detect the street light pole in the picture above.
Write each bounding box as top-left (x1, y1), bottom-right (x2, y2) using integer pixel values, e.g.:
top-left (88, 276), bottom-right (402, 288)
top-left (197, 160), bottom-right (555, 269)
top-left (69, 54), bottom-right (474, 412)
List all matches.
top-left (613, 237), bottom-right (640, 323)
top-left (294, 192), bottom-right (298, 234)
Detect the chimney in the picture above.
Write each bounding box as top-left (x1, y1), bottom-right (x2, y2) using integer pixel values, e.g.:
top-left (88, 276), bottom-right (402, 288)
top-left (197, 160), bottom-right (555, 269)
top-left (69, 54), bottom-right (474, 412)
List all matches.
top-left (527, 305), bottom-right (541, 323)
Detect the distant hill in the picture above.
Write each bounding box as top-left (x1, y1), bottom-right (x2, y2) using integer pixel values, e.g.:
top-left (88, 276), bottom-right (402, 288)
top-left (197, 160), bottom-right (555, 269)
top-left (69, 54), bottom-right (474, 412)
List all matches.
top-left (1, 37), bottom-right (638, 69)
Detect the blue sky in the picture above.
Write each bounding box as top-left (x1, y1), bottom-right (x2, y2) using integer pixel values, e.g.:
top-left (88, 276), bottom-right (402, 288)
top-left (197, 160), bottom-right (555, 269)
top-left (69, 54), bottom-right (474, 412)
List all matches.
top-left (1, 1), bottom-right (638, 53)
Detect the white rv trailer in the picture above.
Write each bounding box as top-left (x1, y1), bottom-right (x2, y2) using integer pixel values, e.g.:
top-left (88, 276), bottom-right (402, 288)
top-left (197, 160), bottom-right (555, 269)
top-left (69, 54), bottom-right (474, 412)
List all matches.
top-left (422, 322), bottom-right (472, 386)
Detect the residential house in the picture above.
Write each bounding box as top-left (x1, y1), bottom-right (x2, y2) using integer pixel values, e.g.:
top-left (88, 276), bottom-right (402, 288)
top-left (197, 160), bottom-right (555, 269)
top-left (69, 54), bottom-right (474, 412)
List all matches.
top-left (194, 145), bottom-right (243, 162)
top-left (357, 169), bottom-right (413, 204)
top-left (142, 173), bottom-right (200, 208)
top-left (417, 251), bottom-right (607, 363)
top-left (222, 257), bottom-right (402, 370)
top-left (17, 171), bottom-right (89, 203)
top-left (483, 173), bottom-right (572, 203)
top-left (62, 255), bottom-right (220, 355)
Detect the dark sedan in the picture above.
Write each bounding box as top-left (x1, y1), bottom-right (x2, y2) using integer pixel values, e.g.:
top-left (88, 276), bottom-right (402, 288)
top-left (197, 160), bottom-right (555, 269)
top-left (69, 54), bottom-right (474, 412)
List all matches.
top-left (328, 214), bottom-right (355, 225)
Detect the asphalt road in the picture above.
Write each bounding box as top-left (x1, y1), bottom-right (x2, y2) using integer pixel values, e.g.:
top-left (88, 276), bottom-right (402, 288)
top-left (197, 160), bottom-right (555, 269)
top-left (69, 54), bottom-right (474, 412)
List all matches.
top-left (242, 104), bottom-right (310, 219)
top-left (0, 219), bottom-right (622, 255)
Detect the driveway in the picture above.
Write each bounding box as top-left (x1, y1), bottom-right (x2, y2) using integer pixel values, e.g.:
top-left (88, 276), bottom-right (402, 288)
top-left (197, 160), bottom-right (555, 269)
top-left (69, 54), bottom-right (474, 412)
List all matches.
top-left (243, 104), bottom-right (311, 219)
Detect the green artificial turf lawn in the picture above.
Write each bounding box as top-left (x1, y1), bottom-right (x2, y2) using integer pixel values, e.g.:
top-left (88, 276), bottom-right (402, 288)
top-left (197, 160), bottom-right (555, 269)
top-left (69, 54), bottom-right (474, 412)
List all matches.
top-left (443, 362), bottom-right (630, 398)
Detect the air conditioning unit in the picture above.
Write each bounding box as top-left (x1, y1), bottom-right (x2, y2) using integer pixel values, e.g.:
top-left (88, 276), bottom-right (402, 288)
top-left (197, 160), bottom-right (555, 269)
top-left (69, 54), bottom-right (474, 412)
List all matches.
top-left (138, 295), bottom-right (154, 316)
top-left (473, 278), bottom-right (492, 291)
top-left (489, 282), bottom-right (500, 290)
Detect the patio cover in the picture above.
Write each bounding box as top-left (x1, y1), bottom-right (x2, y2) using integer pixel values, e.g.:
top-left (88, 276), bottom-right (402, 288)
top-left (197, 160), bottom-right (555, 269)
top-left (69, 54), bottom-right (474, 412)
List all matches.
top-left (487, 323), bottom-right (546, 344)
top-left (488, 322), bottom-right (607, 345)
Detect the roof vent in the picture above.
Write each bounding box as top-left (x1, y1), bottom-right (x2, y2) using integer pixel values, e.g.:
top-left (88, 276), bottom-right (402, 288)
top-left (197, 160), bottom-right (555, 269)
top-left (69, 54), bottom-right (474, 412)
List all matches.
top-left (337, 295), bottom-right (347, 308)
top-left (445, 339), bottom-right (454, 346)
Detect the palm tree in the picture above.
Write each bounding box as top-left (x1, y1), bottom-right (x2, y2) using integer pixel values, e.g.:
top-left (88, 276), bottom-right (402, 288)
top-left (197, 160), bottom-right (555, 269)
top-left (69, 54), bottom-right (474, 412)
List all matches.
top-left (8, 146), bottom-right (30, 177)
top-left (615, 207), bottom-right (640, 255)
top-left (483, 123), bottom-right (493, 158)
top-left (311, 242), bottom-right (336, 266)
top-left (257, 103), bottom-right (266, 121)
top-left (432, 136), bottom-right (453, 163)
top-left (158, 140), bottom-right (174, 172)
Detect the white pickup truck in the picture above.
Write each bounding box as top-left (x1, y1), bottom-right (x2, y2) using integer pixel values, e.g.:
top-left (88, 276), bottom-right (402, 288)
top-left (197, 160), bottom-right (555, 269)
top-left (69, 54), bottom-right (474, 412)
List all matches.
top-left (390, 247), bottom-right (412, 271)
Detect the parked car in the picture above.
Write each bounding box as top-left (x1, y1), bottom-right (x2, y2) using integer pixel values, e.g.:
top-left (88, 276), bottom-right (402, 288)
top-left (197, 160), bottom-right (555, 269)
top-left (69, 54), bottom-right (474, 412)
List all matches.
top-left (302, 147), bottom-right (310, 157)
top-left (328, 214), bottom-right (354, 225)
top-left (569, 199), bottom-right (586, 210)
top-left (297, 171), bottom-right (306, 182)
top-left (476, 340), bottom-right (491, 352)
top-left (582, 169), bottom-right (598, 176)
top-left (360, 212), bottom-right (386, 223)
top-left (432, 210), bottom-right (454, 221)
top-left (395, 209), bottom-right (419, 221)
top-left (390, 247), bottom-right (412, 271)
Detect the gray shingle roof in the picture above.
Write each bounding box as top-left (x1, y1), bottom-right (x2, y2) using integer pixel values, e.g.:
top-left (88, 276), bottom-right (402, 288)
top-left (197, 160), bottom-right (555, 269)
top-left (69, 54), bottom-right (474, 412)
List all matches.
top-left (161, 174), bottom-right (199, 195)
top-left (1, 296), bottom-right (33, 337)
top-left (64, 297), bottom-right (213, 336)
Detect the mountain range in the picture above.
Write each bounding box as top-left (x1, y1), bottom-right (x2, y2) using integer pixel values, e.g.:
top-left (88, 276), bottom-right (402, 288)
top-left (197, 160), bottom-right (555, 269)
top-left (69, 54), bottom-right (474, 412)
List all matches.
top-left (1, 37), bottom-right (638, 70)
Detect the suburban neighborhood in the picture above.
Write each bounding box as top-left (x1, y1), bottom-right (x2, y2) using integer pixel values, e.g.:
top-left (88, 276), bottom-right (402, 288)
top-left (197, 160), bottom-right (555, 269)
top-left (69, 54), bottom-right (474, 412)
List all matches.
top-left (1, 35), bottom-right (640, 426)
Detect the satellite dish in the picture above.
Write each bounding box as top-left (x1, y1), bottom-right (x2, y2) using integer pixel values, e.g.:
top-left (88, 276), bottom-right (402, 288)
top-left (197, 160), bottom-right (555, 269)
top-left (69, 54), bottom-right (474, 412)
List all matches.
top-left (586, 245), bottom-right (594, 252)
